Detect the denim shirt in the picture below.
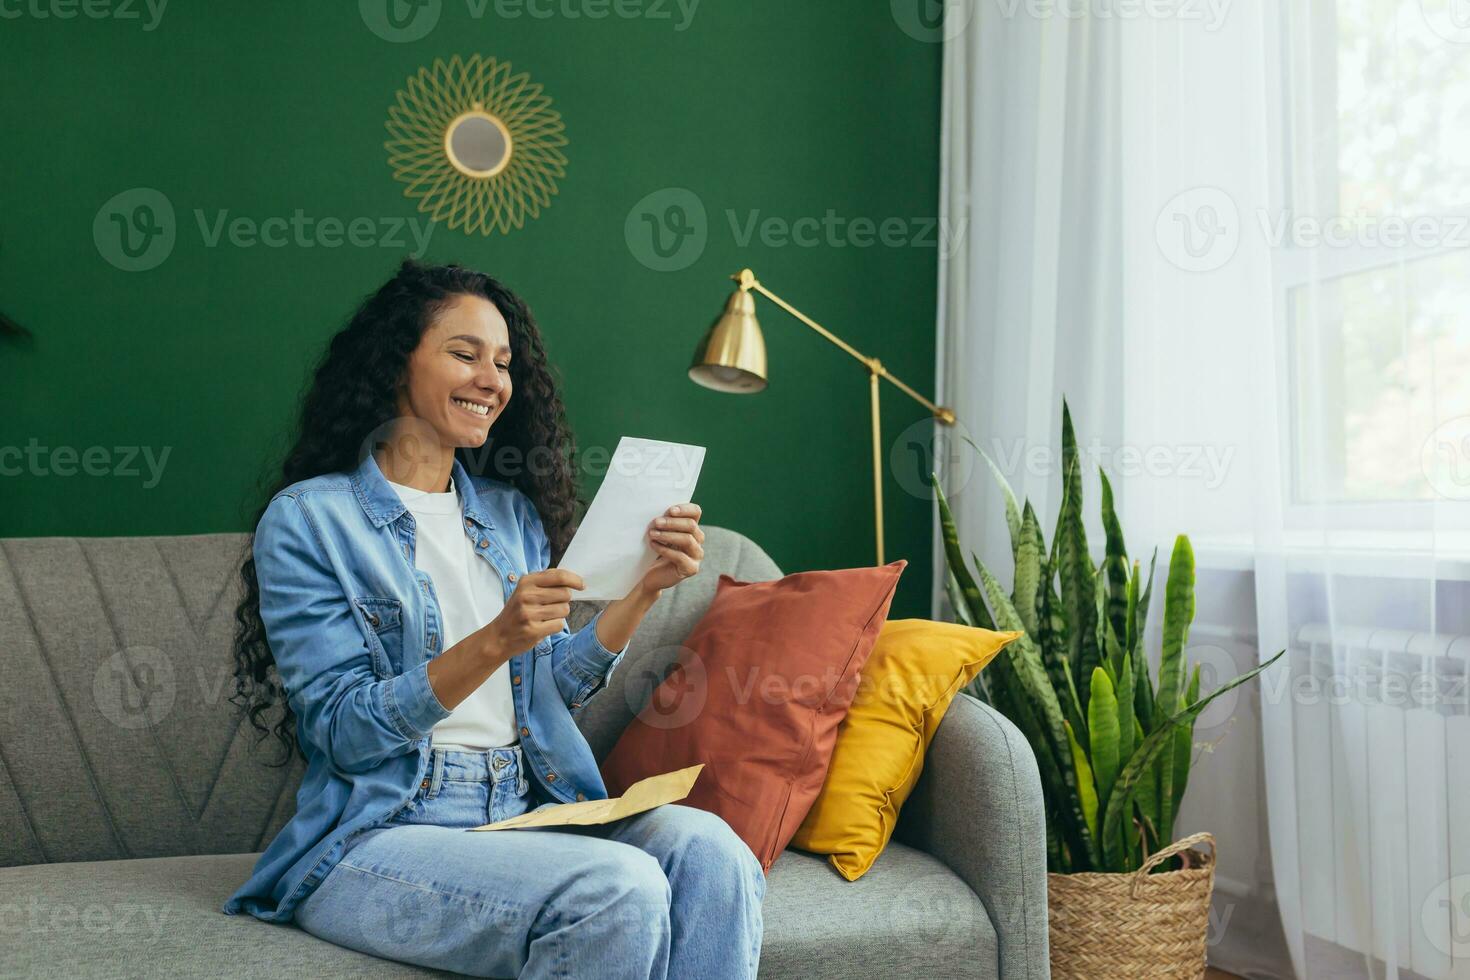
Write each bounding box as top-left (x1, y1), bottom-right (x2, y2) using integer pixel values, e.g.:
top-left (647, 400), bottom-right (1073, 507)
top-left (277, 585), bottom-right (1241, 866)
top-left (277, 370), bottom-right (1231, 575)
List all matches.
top-left (222, 450), bottom-right (631, 923)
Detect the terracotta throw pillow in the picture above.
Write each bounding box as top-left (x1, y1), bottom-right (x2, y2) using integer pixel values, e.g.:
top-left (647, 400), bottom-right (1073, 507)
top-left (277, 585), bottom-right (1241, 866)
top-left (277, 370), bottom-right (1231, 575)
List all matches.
top-left (789, 618), bottom-right (1022, 879)
top-left (599, 560), bottom-right (907, 873)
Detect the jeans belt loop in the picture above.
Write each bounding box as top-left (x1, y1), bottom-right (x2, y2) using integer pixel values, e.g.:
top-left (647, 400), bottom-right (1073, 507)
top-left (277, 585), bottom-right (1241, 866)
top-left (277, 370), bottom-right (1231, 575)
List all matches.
top-left (427, 748), bottom-right (446, 799)
top-left (514, 745), bottom-right (528, 797)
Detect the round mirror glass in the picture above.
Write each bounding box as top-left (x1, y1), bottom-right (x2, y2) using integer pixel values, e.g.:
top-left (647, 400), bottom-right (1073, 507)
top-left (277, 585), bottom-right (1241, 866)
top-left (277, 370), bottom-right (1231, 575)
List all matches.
top-left (444, 111), bottom-right (512, 178)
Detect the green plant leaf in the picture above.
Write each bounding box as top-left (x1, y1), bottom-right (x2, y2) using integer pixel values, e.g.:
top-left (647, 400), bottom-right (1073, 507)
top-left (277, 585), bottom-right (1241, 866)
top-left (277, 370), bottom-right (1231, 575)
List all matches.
top-left (1061, 398), bottom-right (1080, 490)
top-left (1169, 663), bottom-right (1203, 823)
top-left (978, 562), bottom-right (1071, 756)
top-left (1116, 652), bottom-right (1136, 798)
top-left (1100, 649), bottom-right (1286, 865)
top-left (932, 474), bottom-right (997, 630)
top-left (946, 567), bottom-right (975, 628)
top-left (1125, 559), bottom-right (1141, 657)
top-left (1066, 720), bottom-right (1099, 844)
top-left (1087, 666), bottom-right (1120, 816)
top-left (1038, 557), bottom-right (1071, 702)
top-left (1156, 536), bottom-right (1196, 714)
top-left (1057, 653), bottom-right (1089, 749)
top-left (1057, 455), bottom-right (1098, 708)
top-left (1113, 652), bottom-right (1138, 868)
top-left (968, 440), bottom-right (1023, 557)
top-left (1134, 649), bottom-right (1157, 734)
top-left (1093, 565), bottom-right (1112, 682)
top-left (1135, 546), bottom-right (1159, 661)
top-left (1104, 625), bottom-right (1125, 688)
top-left (1130, 715), bottom-right (1153, 861)
top-left (1094, 566), bottom-right (1126, 683)
top-left (1099, 469), bottom-right (1131, 641)
top-left (1013, 502), bottom-right (1044, 637)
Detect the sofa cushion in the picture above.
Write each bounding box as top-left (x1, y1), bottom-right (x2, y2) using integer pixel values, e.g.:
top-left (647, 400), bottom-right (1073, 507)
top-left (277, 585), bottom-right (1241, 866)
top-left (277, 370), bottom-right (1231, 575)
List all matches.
top-left (761, 844), bottom-right (998, 979)
top-left (0, 853), bottom-right (438, 978)
top-left (599, 561), bottom-right (907, 873)
top-left (791, 619), bottom-right (1021, 881)
top-left (0, 843), bottom-right (994, 979)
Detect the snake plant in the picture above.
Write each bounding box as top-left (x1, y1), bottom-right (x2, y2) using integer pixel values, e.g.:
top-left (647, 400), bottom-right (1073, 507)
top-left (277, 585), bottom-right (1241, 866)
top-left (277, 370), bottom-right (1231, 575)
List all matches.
top-left (933, 401), bottom-right (1283, 874)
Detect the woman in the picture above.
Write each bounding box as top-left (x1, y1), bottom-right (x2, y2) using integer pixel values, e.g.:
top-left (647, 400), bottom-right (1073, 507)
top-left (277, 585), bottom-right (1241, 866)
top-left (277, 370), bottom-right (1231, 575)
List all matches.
top-left (223, 260), bottom-right (765, 978)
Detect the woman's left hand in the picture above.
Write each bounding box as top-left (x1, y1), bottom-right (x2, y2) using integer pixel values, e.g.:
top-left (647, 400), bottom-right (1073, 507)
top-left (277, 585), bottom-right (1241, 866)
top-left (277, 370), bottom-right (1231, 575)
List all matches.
top-left (638, 503), bottom-right (704, 596)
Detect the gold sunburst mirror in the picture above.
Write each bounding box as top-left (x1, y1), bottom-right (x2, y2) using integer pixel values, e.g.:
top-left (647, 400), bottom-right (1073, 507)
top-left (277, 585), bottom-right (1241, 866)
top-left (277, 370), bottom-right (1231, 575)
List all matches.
top-left (385, 54), bottom-right (568, 236)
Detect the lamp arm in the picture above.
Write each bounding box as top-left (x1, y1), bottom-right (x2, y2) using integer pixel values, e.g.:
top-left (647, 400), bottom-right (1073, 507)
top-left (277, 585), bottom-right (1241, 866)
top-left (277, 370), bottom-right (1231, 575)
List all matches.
top-left (743, 272), bottom-right (956, 425)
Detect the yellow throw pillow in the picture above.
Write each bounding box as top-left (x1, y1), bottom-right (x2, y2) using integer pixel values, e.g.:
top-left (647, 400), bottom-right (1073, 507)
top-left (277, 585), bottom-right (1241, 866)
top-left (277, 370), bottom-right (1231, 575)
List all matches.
top-left (790, 618), bottom-right (1021, 880)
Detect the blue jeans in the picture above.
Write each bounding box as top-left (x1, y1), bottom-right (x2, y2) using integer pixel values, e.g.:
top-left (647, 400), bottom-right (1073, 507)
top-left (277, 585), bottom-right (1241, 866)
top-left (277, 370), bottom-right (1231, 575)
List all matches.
top-left (293, 745), bottom-right (766, 978)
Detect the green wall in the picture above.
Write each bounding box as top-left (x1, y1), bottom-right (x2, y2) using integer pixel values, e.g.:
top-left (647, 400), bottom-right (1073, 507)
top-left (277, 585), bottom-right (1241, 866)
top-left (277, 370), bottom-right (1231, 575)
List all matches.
top-left (0, 0), bottom-right (943, 617)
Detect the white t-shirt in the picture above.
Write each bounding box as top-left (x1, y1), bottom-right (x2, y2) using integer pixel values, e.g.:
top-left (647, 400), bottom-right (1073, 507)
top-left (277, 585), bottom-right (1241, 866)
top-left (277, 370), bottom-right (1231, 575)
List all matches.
top-left (388, 477), bottom-right (518, 751)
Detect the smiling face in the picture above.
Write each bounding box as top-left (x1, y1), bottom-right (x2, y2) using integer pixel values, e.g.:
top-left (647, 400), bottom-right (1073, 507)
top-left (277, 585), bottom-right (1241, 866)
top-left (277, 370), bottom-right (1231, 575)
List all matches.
top-left (394, 293), bottom-right (513, 450)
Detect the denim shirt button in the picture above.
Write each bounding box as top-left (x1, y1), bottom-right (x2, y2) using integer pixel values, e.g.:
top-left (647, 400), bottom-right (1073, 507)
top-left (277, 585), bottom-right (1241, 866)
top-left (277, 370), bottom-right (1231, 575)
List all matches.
top-left (576, 792), bottom-right (586, 801)
top-left (519, 726), bottom-right (529, 736)
top-left (508, 572), bottom-right (518, 582)
top-left (477, 540), bottom-right (488, 548)
top-left (512, 675), bottom-right (521, 685)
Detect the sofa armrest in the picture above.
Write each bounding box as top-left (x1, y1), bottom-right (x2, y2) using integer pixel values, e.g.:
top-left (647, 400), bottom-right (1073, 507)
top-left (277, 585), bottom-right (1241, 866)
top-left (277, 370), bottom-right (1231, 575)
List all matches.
top-left (894, 693), bottom-right (1051, 980)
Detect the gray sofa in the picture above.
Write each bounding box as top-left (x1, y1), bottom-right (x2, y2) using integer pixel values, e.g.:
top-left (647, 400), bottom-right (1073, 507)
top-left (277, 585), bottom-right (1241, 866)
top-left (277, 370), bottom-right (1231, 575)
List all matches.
top-left (0, 525), bottom-right (1049, 979)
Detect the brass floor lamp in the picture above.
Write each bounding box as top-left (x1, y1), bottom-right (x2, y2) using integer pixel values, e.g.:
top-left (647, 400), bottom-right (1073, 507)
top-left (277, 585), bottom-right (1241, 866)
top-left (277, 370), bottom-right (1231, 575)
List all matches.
top-left (688, 268), bottom-right (957, 566)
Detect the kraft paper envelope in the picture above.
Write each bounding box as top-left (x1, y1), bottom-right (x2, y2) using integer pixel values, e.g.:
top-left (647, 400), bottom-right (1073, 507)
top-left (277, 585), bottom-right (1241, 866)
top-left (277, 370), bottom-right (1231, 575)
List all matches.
top-left (470, 764), bottom-right (705, 832)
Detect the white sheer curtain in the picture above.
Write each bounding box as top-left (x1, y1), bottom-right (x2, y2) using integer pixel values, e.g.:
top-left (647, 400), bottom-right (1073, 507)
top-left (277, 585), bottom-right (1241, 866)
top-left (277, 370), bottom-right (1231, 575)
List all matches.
top-left (934, 1), bottom-right (1470, 977)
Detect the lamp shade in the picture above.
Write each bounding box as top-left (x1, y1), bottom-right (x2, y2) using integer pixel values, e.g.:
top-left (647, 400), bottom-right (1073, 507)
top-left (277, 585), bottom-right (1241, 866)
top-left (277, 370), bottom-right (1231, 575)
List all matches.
top-left (688, 287), bottom-right (767, 393)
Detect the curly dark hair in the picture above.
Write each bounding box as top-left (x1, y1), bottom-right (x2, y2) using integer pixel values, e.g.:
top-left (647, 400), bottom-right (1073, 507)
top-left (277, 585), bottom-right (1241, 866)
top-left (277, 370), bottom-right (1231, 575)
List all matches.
top-left (230, 259), bottom-right (581, 766)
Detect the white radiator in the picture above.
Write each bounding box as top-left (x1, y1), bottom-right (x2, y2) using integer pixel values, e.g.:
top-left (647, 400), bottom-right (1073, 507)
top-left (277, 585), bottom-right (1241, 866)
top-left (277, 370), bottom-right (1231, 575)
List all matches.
top-left (1291, 624), bottom-right (1470, 979)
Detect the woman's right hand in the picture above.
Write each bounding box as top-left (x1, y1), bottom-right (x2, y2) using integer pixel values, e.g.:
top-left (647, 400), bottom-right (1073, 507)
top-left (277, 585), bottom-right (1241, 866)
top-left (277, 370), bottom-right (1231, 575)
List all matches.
top-left (482, 568), bottom-right (585, 658)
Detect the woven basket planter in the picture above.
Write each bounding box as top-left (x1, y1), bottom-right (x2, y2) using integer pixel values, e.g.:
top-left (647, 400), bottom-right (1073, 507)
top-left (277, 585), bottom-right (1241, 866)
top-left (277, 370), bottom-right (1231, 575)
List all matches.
top-left (1047, 831), bottom-right (1216, 980)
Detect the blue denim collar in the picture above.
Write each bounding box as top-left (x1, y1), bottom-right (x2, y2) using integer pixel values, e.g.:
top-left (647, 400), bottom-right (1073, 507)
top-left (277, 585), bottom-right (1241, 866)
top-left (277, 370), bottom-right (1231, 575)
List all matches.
top-left (350, 450), bottom-right (496, 531)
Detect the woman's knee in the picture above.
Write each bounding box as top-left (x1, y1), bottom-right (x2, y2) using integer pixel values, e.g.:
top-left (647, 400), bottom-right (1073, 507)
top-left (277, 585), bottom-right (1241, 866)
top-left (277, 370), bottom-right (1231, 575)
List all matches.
top-left (658, 806), bottom-right (764, 890)
top-left (560, 847), bottom-right (672, 933)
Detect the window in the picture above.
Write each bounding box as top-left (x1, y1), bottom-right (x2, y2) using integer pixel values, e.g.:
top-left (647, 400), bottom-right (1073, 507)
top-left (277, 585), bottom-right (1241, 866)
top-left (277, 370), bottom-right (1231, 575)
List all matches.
top-left (1277, 0), bottom-right (1470, 508)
